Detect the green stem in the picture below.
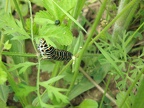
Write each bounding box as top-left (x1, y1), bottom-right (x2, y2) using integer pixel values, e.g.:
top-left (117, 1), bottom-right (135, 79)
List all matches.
top-left (125, 22), bottom-right (144, 47)
top-left (66, 0), bottom-right (108, 96)
top-left (13, 0), bottom-right (25, 29)
top-left (36, 57), bottom-right (42, 106)
top-left (1, 61), bottom-right (28, 107)
top-left (119, 67), bottom-right (144, 108)
top-left (70, 0), bottom-right (86, 30)
top-left (2, 51), bottom-right (36, 57)
top-left (112, 0), bottom-right (140, 42)
top-left (123, 1), bottom-right (139, 29)
top-left (51, 61), bottom-right (62, 78)
top-left (58, 60), bottom-right (73, 75)
top-left (28, 1), bottom-right (38, 53)
top-left (99, 75), bottom-right (113, 108)
top-left (89, 0), bottom-right (137, 46)
top-left (0, 33), bottom-right (4, 55)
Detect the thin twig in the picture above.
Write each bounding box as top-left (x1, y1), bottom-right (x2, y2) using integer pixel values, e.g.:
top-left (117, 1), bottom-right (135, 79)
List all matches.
top-left (79, 67), bottom-right (117, 105)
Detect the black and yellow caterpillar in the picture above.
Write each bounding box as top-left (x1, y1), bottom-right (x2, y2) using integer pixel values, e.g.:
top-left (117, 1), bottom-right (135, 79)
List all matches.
top-left (38, 38), bottom-right (72, 61)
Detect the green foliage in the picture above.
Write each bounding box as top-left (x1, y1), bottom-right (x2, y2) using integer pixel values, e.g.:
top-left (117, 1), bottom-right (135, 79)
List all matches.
top-left (75, 99), bottom-right (98, 108)
top-left (132, 79), bottom-right (144, 108)
top-left (38, 24), bottom-right (73, 46)
top-left (0, 85), bottom-right (9, 102)
top-left (8, 62), bottom-right (37, 74)
top-left (40, 76), bottom-right (69, 105)
top-left (0, 68), bottom-right (7, 85)
top-left (0, 12), bottom-right (29, 40)
top-left (3, 40), bottom-right (12, 50)
top-left (116, 91), bottom-right (134, 108)
top-left (15, 83), bottom-right (36, 97)
top-left (0, 0), bottom-right (144, 108)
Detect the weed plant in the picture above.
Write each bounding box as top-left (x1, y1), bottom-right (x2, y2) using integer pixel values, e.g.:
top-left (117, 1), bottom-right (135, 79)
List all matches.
top-left (0, 0), bottom-right (144, 108)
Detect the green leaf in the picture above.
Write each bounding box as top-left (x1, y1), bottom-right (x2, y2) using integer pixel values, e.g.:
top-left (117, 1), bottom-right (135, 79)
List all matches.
top-left (8, 62), bottom-right (36, 74)
top-left (25, 105), bottom-right (41, 108)
top-left (30, 0), bottom-right (43, 7)
top-left (116, 91), bottom-right (134, 108)
top-left (0, 68), bottom-right (7, 85)
top-left (70, 32), bottom-right (84, 54)
top-left (34, 10), bottom-right (54, 25)
top-left (0, 13), bottom-right (29, 40)
top-left (75, 99), bottom-right (98, 108)
top-left (43, 0), bottom-right (76, 20)
top-left (39, 84), bottom-right (69, 104)
top-left (68, 57), bottom-right (108, 100)
top-left (95, 42), bottom-right (124, 77)
top-left (0, 85), bottom-right (9, 103)
top-left (3, 40), bottom-right (12, 50)
top-left (40, 60), bottom-right (55, 72)
top-left (40, 75), bottom-right (64, 85)
top-left (15, 83), bottom-right (36, 97)
top-left (0, 100), bottom-right (7, 108)
top-left (132, 79), bottom-right (144, 108)
top-left (39, 76), bottom-right (69, 104)
top-left (39, 24), bottom-right (73, 46)
top-left (51, 0), bottom-right (87, 33)
top-left (46, 85), bottom-right (69, 104)
top-left (20, 3), bottom-right (28, 16)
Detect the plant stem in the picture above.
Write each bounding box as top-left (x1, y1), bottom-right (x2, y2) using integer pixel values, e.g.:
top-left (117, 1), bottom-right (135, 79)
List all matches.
top-left (0, 33), bottom-right (4, 57)
top-left (125, 22), bottom-right (144, 47)
top-left (13, 0), bottom-right (25, 29)
top-left (51, 61), bottom-right (62, 78)
top-left (89, 0), bottom-right (137, 46)
top-left (58, 59), bottom-right (73, 75)
top-left (119, 67), bottom-right (144, 108)
top-left (79, 67), bottom-right (116, 105)
top-left (2, 51), bottom-right (36, 57)
top-left (70, 0), bottom-right (86, 30)
top-left (36, 57), bottom-right (42, 106)
top-left (1, 61), bottom-right (28, 107)
top-left (66, 0), bottom-right (108, 96)
top-left (112, 0), bottom-right (140, 42)
top-left (28, 1), bottom-right (38, 52)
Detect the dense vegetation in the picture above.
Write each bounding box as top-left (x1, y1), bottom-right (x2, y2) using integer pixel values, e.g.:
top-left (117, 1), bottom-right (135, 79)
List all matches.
top-left (0, 0), bottom-right (144, 108)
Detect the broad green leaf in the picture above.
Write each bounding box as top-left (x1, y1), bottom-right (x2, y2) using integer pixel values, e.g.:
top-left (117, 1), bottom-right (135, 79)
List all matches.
top-left (52, 0), bottom-right (87, 33)
top-left (0, 85), bottom-right (9, 102)
top-left (68, 57), bottom-right (108, 100)
top-left (15, 83), bottom-right (36, 97)
top-left (40, 60), bottom-right (55, 72)
top-left (43, 0), bottom-right (76, 20)
top-left (0, 99), bottom-right (7, 108)
top-left (39, 24), bottom-right (73, 46)
top-left (34, 10), bottom-right (54, 25)
top-left (75, 99), bottom-right (98, 108)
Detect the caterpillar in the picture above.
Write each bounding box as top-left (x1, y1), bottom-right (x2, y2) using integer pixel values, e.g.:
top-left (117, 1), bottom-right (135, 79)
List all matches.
top-left (38, 38), bottom-right (72, 61)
